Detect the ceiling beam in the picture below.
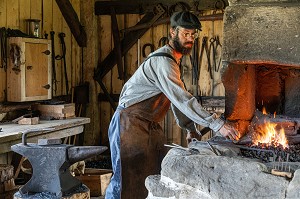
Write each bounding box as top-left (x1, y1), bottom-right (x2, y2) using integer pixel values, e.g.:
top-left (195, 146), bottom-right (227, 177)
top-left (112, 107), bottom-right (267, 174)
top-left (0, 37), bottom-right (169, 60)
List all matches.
top-left (95, 1), bottom-right (143, 15)
top-left (95, 0), bottom-right (229, 15)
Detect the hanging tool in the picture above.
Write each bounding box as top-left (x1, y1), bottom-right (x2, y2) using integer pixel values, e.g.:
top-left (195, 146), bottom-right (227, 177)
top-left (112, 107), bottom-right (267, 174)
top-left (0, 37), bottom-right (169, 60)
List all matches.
top-left (205, 38), bottom-right (213, 80)
top-left (215, 36), bottom-right (222, 72)
top-left (158, 37), bottom-right (169, 47)
top-left (56, 32), bottom-right (69, 96)
top-left (142, 43), bottom-right (155, 58)
top-left (198, 36), bottom-right (213, 80)
top-left (209, 36), bottom-right (222, 72)
top-left (209, 37), bottom-right (217, 73)
top-left (0, 27), bottom-right (7, 71)
top-left (50, 31), bottom-right (57, 95)
top-left (191, 37), bottom-right (199, 96)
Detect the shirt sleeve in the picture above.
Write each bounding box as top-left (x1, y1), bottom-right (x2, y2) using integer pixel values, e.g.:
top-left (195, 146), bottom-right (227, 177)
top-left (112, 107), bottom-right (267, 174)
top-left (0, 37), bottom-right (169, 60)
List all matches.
top-left (146, 56), bottom-right (224, 132)
top-left (171, 103), bottom-right (197, 132)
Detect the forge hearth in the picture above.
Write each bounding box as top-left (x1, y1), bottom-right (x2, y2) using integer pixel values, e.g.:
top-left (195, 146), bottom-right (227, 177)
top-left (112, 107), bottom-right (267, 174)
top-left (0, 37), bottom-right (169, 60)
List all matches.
top-left (146, 137), bottom-right (300, 199)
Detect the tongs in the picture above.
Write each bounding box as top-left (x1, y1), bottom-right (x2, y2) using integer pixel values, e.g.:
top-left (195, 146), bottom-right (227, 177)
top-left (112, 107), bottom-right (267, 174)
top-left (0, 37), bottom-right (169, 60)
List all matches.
top-left (190, 138), bottom-right (221, 156)
top-left (206, 140), bottom-right (221, 156)
top-left (164, 143), bottom-right (199, 153)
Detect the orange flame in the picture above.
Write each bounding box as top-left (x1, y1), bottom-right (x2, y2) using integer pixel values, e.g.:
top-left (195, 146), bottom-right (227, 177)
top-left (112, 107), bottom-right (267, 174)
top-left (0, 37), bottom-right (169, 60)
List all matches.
top-left (262, 107), bottom-right (267, 115)
top-left (252, 120), bottom-right (288, 148)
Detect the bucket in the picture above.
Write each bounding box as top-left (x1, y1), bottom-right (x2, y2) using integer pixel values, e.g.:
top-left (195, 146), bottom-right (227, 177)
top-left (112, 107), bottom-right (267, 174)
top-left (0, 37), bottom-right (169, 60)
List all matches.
top-left (25, 19), bottom-right (41, 38)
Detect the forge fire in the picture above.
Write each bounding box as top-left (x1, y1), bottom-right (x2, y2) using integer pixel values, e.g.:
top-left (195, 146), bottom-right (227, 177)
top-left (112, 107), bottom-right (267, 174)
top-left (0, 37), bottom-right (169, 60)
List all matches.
top-left (238, 108), bottom-right (300, 163)
top-left (251, 108), bottom-right (289, 149)
top-left (252, 121), bottom-right (288, 148)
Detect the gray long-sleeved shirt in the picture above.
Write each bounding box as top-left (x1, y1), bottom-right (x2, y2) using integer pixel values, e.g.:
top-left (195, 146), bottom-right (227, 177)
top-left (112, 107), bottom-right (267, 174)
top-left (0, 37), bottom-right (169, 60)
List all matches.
top-left (119, 45), bottom-right (224, 132)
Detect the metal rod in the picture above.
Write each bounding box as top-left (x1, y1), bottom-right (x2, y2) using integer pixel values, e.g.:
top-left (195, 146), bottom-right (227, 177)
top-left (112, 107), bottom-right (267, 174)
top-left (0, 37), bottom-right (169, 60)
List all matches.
top-left (164, 144), bottom-right (188, 151)
top-left (206, 141), bottom-right (220, 156)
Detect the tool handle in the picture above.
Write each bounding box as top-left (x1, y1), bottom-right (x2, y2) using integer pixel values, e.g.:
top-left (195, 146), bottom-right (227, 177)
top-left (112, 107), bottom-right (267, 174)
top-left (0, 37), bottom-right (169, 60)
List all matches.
top-left (271, 169), bottom-right (293, 179)
top-left (22, 128), bottom-right (55, 145)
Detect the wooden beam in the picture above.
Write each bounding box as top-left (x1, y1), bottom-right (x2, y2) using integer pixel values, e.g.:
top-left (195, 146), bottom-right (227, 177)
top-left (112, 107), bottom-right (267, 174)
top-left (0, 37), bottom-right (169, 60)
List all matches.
top-left (94, 12), bottom-right (156, 81)
top-left (120, 13), bottom-right (224, 34)
top-left (95, 1), bottom-right (143, 15)
top-left (55, 0), bottom-right (87, 47)
top-left (98, 93), bottom-right (120, 103)
top-left (110, 7), bottom-right (124, 80)
top-left (98, 81), bottom-right (117, 111)
top-left (95, 0), bottom-right (229, 15)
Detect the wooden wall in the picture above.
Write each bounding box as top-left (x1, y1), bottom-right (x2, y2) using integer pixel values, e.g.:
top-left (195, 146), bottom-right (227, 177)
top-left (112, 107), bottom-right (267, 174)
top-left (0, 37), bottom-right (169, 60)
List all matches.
top-left (0, 0), bottom-right (225, 152)
top-left (0, 0), bottom-right (82, 102)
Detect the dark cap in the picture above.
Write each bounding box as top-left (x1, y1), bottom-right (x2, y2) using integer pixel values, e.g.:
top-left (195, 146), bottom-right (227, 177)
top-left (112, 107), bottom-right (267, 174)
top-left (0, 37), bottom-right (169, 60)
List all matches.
top-left (170, 11), bottom-right (202, 30)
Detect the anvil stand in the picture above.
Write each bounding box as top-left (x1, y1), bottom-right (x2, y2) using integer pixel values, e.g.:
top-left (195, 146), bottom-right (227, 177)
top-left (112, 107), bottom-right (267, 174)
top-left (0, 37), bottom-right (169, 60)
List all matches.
top-left (11, 129), bottom-right (107, 199)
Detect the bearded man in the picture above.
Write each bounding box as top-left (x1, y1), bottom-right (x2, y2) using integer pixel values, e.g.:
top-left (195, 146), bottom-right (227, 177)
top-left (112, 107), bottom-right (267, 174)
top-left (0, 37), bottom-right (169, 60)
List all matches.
top-left (105, 11), bottom-right (239, 199)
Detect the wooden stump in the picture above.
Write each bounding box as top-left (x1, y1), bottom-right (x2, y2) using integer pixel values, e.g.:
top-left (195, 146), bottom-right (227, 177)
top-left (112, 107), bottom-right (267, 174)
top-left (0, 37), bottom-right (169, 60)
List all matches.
top-left (13, 185), bottom-right (90, 199)
top-left (0, 164), bottom-right (16, 195)
top-left (0, 164), bottom-right (14, 183)
top-left (62, 188), bottom-right (90, 199)
top-left (0, 188), bottom-right (19, 199)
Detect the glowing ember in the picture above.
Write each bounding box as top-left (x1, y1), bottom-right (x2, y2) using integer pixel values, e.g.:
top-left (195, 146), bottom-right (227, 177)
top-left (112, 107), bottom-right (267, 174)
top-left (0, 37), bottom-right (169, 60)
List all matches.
top-left (261, 107), bottom-right (276, 118)
top-left (252, 120), bottom-right (289, 148)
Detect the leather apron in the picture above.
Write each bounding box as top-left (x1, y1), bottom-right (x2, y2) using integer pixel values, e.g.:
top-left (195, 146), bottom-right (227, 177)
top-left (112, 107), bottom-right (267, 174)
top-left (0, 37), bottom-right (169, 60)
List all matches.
top-left (119, 93), bottom-right (170, 199)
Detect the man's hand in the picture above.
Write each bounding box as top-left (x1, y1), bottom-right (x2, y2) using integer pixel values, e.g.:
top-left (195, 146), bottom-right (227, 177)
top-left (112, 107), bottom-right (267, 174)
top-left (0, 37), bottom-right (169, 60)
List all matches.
top-left (219, 123), bottom-right (240, 141)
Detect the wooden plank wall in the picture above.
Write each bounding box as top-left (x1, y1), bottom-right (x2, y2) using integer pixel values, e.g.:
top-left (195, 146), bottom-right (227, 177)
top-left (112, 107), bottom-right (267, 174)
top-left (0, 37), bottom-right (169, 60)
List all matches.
top-left (0, 0), bottom-right (81, 102)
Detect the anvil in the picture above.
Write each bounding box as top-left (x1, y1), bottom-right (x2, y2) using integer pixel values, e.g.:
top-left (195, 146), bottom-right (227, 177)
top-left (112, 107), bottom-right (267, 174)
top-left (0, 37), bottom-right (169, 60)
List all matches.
top-left (11, 129), bottom-right (107, 197)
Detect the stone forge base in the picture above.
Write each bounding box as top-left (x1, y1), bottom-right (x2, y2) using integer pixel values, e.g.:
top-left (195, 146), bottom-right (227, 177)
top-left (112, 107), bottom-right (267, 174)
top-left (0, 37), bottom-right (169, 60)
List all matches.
top-left (14, 184), bottom-right (90, 199)
top-left (145, 138), bottom-right (300, 199)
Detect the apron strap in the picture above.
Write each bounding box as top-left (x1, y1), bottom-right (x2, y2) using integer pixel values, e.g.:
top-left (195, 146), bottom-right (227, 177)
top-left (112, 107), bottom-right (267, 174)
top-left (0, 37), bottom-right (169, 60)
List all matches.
top-left (145, 52), bottom-right (177, 63)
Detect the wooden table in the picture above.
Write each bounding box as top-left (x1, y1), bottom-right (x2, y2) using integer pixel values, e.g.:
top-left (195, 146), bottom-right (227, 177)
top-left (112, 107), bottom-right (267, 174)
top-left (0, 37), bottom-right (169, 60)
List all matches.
top-left (0, 117), bottom-right (90, 156)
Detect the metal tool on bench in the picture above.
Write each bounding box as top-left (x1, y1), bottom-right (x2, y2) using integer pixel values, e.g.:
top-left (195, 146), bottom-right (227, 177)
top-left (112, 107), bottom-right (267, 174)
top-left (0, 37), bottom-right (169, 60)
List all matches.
top-left (11, 129), bottom-right (107, 198)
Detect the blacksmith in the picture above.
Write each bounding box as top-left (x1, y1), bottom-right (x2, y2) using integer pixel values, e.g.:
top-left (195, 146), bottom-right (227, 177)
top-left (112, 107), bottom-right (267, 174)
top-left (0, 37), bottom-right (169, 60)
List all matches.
top-left (105, 11), bottom-right (239, 199)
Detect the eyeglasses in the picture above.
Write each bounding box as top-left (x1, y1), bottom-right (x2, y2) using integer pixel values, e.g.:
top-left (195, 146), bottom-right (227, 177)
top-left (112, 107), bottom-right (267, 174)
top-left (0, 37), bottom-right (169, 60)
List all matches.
top-left (176, 27), bottom-right (199, 39)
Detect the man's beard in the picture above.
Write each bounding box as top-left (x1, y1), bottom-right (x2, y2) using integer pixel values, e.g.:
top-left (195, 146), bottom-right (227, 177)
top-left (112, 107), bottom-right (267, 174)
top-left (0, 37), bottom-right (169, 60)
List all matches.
top-left (172, 35), bottom-right (193, 55)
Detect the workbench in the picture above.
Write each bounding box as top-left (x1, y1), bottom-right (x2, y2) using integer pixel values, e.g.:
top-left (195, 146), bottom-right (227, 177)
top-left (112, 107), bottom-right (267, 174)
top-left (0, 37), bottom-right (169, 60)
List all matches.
top-left (0, 117), bottom-right (90, 163)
